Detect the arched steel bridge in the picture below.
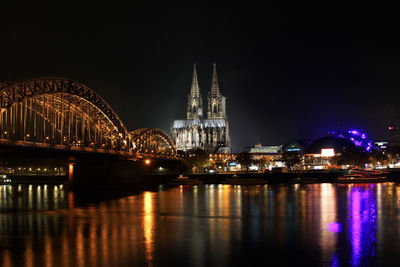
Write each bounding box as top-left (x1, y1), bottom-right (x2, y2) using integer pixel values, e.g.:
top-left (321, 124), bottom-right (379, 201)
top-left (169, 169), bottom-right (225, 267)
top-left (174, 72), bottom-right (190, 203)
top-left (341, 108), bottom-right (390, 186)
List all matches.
top-left (0, 78), bottom-right (176, 158)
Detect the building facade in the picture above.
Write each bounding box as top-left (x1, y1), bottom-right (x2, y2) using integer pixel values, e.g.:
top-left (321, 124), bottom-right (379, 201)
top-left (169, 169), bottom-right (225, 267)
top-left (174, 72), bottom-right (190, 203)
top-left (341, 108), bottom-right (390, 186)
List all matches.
top-left (171, 63), bottom-right (231, 153)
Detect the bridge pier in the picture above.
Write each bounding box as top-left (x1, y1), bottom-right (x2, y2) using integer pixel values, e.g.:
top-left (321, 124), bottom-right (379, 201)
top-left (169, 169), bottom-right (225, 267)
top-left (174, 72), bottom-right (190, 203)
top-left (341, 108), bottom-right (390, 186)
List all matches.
top-left (68, 158), bottom-right (182, 187)
top-left (0, 142), bottom-right (181, 186)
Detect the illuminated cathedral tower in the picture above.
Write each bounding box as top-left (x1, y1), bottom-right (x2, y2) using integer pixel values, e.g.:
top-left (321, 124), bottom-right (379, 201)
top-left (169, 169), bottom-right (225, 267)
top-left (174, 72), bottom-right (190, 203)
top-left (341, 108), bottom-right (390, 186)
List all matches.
top-left (171, 62), bottom-right (231, 153)
top-left (207, 62), bottom-right (226, 119)
top-left (187, 64), bottom-right (203, 119)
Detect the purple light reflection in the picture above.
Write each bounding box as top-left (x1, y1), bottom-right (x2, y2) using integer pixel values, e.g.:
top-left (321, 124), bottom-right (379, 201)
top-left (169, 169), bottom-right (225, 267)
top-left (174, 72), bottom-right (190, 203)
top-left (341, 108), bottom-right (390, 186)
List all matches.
top-left (348, 186), bottom-right (377, 266)
top-left (350, 190), bottom-right (361, 266)
top-left (327, 222), bottom-right (342, 233)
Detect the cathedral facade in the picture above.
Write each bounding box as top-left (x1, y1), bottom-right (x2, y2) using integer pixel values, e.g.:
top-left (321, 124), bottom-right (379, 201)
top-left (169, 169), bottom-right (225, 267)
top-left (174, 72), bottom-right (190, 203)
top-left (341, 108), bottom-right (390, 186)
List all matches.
top-left (171, 63), bottom-right (231, 153)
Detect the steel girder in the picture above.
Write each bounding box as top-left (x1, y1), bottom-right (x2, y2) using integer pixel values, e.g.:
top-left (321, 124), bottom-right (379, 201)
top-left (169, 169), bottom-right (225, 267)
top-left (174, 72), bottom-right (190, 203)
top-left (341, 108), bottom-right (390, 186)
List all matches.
top-left (130, 128), bottom-right (176, 155)
top-left (0, 77), bottom-right (128, 137)
top-left (0, 77), bottom-right (176, 157)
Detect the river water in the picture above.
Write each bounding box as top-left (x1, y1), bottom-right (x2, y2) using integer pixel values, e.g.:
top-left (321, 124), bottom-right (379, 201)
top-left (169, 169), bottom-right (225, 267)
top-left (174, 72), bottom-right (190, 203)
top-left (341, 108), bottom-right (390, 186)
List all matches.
top-left (0, 183), bottom-right (399, 266)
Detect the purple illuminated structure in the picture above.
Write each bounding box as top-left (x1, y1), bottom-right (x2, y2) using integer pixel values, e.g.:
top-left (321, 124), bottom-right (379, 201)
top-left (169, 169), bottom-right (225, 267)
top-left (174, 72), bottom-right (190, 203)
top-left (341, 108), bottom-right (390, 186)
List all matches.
top-left (328, 130), bottom-right (374, 152)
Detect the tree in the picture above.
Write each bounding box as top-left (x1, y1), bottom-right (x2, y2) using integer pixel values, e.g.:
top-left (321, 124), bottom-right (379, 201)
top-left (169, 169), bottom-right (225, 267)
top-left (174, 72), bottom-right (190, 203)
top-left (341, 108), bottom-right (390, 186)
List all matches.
top-left (184, 148), bottom-right (209, 173)
top-left (369, 150), bottom-right (389, 168)
top-left (256, 156), bottom-right (270, 171)
top-left (282, 151), bottom-right (302, 171)
top-left (332, 147), bottom-right (370, 168)
top-left (236, 152), bottom-right (253, 172)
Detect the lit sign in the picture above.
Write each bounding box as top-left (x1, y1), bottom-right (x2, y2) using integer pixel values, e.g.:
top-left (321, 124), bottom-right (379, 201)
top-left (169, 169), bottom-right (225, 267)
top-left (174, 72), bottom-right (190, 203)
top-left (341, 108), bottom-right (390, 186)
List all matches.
top-left (375, 142), bottom-right (387, 146)
top-left (321, 148), bottom-right (335, 157)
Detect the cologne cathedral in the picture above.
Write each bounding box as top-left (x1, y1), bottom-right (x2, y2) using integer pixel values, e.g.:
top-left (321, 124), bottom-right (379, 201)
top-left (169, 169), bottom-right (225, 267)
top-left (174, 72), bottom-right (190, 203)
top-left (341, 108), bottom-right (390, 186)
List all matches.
top-left (171, 63), bottom-right (231, 153)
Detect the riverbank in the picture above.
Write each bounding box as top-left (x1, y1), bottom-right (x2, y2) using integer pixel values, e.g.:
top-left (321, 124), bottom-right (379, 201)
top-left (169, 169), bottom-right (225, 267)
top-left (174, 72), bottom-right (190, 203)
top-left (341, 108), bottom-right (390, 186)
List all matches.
top-left (183, 168), bottom-right (400, 184)
top-left (4, 168), bottom-right (400, 186)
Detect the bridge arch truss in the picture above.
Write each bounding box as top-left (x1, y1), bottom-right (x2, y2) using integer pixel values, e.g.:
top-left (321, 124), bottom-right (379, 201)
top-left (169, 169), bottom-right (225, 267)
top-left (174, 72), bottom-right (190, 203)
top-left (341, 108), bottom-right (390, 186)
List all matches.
top-left (130, 128), bottom-right (176, 157)
top-left (0, 78), bottom-right (176, 156)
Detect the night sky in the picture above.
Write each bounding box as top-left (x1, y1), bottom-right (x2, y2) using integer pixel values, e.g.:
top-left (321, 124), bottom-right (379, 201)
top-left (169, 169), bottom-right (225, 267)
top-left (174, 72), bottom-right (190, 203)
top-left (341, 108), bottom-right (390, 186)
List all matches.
top-left (1, 6), bottom-right (399, 152)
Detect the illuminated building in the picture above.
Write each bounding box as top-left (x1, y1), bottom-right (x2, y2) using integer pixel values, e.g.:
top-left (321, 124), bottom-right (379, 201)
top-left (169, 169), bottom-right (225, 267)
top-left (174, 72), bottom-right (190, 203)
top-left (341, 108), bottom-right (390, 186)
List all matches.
top-left (171, 63), bottom-right (231, 153)
top-left (249, 144), bottom-right (282, 155)
top-left (385, 123), bottom-right (400, 165)
top-left (304, 130), bottom-right (374, 169)
top-left (375, 141), bottom-right (388, 153)
top-left (248, 144), bottom-right (284, 170)
top-left (282, 140), bottom-right (310, 153)
top-left (327, 130), bottom-right (373, 152)
top-left (388, 123), bottom-right (400, 142)
top-left (208, 153), bottom-right (237, 172)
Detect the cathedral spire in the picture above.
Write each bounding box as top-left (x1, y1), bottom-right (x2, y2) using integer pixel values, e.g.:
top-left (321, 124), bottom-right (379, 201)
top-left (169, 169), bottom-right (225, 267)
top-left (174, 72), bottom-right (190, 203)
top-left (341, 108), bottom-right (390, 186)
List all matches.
top-left (190, 63), bottom-right (200, 97)
top-left (171, 62), bottom-right (230, 153)
top-left (210, 61), bottom-right (220, 97)
top-left (207, 61), bottom-right (226, 119)
top-left (187, 63), bottom-right (203, 119)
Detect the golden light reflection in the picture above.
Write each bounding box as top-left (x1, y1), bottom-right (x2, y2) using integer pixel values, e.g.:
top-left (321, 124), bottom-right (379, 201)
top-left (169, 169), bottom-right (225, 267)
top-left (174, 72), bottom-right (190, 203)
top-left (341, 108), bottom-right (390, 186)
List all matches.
top-left (1, 250), bottom-right (11, 267)
top-left (68, 163), bottom-right (74, 184)
top-left (396, 184), bottom-right (400, 207)
top-left (111, 201), bottom-right (120, 267)
top-left (76, 223), bottom-right (84, 267)
top-left (61, 223), bottom-right (70, 267)
top-left (234, 185), bottom-right (243, 242)
top-left (222, 185), bottom-right (231, 241)
top-left (100, 203), bottom-right (109, 266)
top-left (25, 239), bottom-right (33, 267)
top-left (294, 183), bottom-right (299, 191)
top-left (276, 186), bottom-right (288, 246)
top-left (300, 187), bottom-right (307, 243)
top-left (206, 184), bottom-right (218, 257)
top-left (319, 183), bottom-right (337, 263)
top-left (68, 191), bottom-right (74, 210)
top-left (236, 185), bottom-right (242, 218)
top-left (44, 233), bottom-right (53, 267)
top-left (119, 199), bottom-right (128, 265)
top-left (28, 185), bottom-right (33, 209)
top-left (0, 183), bottom-right (394, 266)
top-left (88, 206), bottom-right (98, 267)
top-left (193, 185), bottom-right (198, 215)
top-left (37, 185), bottom-right (41, 203)
top-left (143, 191), bottom-right (154, 267)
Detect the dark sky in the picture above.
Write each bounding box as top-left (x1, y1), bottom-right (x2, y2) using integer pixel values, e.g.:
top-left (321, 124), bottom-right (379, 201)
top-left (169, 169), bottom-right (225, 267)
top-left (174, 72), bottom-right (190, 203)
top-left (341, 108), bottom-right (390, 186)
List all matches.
top-left (1, 5), bottom-right (399, 152)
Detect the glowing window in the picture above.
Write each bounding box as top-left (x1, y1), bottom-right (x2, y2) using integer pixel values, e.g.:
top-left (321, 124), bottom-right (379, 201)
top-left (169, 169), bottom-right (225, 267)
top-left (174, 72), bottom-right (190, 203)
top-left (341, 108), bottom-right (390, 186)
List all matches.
top-left (321, 148), bottom-right (335, 157)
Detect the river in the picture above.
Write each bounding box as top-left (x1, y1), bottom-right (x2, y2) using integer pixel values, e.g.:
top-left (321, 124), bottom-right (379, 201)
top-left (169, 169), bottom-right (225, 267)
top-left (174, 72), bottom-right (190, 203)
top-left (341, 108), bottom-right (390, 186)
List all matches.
top-left (0, 183), bottom-right (399, 266)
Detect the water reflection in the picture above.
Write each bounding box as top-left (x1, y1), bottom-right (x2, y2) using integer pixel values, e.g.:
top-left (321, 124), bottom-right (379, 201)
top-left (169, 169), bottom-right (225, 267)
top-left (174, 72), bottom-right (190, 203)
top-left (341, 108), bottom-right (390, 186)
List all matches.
top-left (143, 191), bottom-right (154, 266)
top-left (347, 185), bottom-right (377, 266)
top-left (1, 183), bottom-right (400, 266)
top-left (320, 184), bottom-right (337, 264)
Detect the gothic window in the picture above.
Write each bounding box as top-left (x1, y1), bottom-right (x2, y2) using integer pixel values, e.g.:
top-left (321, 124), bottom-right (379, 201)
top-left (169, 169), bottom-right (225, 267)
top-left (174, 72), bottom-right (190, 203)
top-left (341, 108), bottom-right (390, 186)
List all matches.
top-left (193, 105), bottom-right (197, 114)
top-left (213, 105), bottom-right (217, 114)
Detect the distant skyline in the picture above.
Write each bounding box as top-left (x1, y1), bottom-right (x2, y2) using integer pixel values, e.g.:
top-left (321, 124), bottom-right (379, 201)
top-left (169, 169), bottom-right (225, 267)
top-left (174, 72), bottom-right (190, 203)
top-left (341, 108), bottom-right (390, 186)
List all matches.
top-left (0, 6), bottom-right (399, 152)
